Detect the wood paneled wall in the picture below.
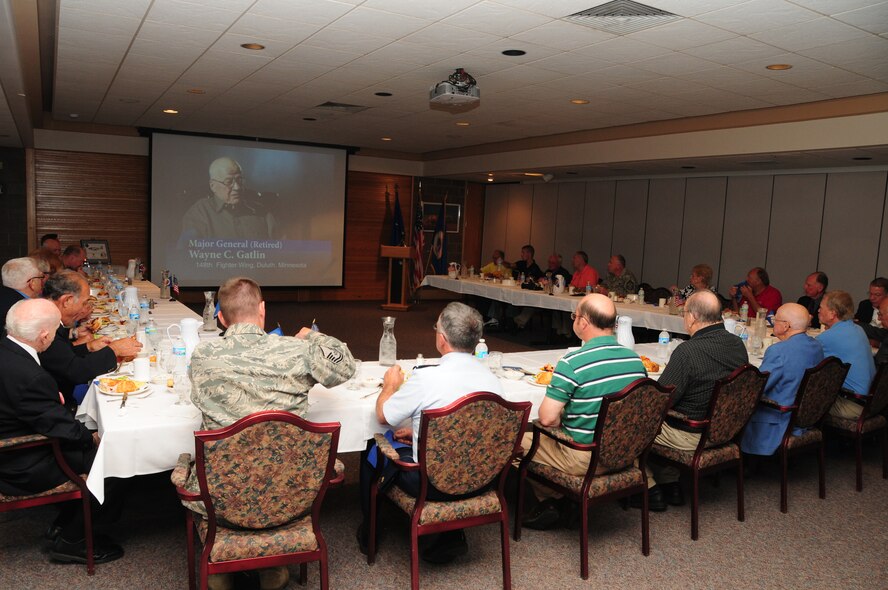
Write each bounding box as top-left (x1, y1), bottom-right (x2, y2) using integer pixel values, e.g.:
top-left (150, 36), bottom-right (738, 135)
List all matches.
top-left (31, 149), bottom-right (149, 264)
top-left (483, 170), bottom-right (888, 299)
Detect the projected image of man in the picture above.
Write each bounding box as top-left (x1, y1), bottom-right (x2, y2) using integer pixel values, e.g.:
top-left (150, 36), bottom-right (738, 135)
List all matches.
top-left (180, 157), bottom-right (278, 241)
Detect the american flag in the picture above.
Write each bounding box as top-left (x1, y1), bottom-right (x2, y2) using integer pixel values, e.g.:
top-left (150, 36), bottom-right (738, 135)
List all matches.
top-left (410, 203), bottom-right (425, 291)
top-left (172, 275), bottom-right (180, 299)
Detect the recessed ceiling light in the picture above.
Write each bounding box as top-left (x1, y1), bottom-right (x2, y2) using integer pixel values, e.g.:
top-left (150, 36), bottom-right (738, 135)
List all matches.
top-left (681, 165), bottom-right (696, 169)
top-left (853, 156), bottom-right (872, 161)
top-left (240, 43), bottom-right (266, 50)
top-left (186, 88), bottom-right (206, 95)
top-left (69, 113), bottom-right (79, 118)
top-left (766, 63), bottom-right (792, 70)
top-left (381, 137), bottom-right (392, 141)
top-left (162, 108), bottom-right (179, 114)
top-left (502, 49), bottom-right (526, 56)
top-left (302, 117), bottom-right (317, 121)
top-left (487, 177), bottom-right (494, 182)
top-left (570, 99), bottom-right (590, 105)
top-left (524, 172), bottom-right (544, 177)
top-left (16, 92), bottom-right (25, 97)
top-left (374, 91), bottom-right (393, 97)
top-left (455, 121), bottom-right (470, 126)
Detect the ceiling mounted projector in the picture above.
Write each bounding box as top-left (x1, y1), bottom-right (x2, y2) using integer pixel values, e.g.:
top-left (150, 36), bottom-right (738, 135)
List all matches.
top-left (430, 68), bottom-right (480, 106)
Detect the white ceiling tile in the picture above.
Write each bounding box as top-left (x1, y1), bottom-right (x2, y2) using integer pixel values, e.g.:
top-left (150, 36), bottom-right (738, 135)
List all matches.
top-left (633, 52), bottom-right (718, 76)
top-left (248, 0), bottom-right (355, 25)
top-left (210, 33), bottom-right (294, 59)
top-left (573, 37), bottom-right (671, 62)
top-left (134, 21), bottom-right (222, 46)
top-left (642, 1), bottom-right (757, 17)
top-left (58, 0), bottom-right (153, 18)
top-left (528, 51), bottom-right (614, 75)
top-left (475, 66), bottom-right (567, 92)
top-left (798, 36), bottom-right (888, 79)
top-left (510, 20), bottom-right (615, 51)
top-left (276, 45), bottom-right (362, 68)
top-left (585, 64), bottom-right (663, 85)
top-left (683, 37), bottom-right (784, 66)
top-left (324, 6), bottom-right (432, 37)
top-left (832, 2), bottom-right (888, 34)
top-left (147, 0), bottom-right (243, 31)
top-left (788, 0), bottom-right (887, 16)
top-left (365, 42), bottom-right (458, 66)
top-left (402, 23), bottom-right (501, 53)
top-left (57, 7), bottom-right (142, 35)
top-left (229, 13), bottom-right (321, 44)
top-left (627, 19), bottom-right (737, 50)
top-left (358, 0), bottom-right (479, 20)
top-left (303, 27), bottom-right (393, 54)
top-left (817, 78), bottom-right (888, 98)
top-left (463, 38), bottom-right (561, 62)
top-left (442, 1), bottom-right (551, 36)
top-left (128, 37), bottom-right (207, 61)
top-left (696, 0), bottom-right (822, 35)
top-left (484, 1), bottom-right (603, 19)
top-left (748, 16), bottom-right (871, 52)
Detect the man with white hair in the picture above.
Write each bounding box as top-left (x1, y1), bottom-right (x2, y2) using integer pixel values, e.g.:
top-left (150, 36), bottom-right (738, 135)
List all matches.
top-left (741, 303), bottom-right (824, 456)
top-left (0, 299), bottom-right (124, 565)
top-left (1, 257), bottom-right (47, 334)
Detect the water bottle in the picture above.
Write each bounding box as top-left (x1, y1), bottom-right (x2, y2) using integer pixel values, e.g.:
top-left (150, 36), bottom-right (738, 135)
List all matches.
top-left (638, 286), bottom-right (645, 303)
top-left (737, 325), bottom-right (749, 349)
top-left (171, 337), bottom-right (187, 375)
top-left (658, 330), bottom-right (670, 362)
top-left (127, 303), bottom-right (140, 336)
top-left (585, 281), bottom-right (592, 295)
top-left (739, 302), bottom-right (749, 324)
top-left (475, 338), bottom-right (488, 363)
top-left (145, 318), bottom-right (160, 348)
top-left (519, 272), bottom-right (525, 284)
top-left (139, 295), bottom-right (149, 325)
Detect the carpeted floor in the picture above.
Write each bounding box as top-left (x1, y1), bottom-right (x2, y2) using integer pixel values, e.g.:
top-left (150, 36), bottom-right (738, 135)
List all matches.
top-left (2, 297), bottom-right (886, 589)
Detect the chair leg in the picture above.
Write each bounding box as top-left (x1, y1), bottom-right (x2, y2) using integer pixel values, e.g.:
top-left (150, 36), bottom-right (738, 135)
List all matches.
top-left (736, 461), bottom-right (745, 523)
top-left (410, 528), bottom-right (420, 590)
top-left (780, 447), bottom-right (789, 513)
top-left (881, 429), bottom-right (888, 480)
top-left (855, 434), bottom-right (864, 492)
top-left (81, 493), bottom-right (95, 575)
top-left (818, 442), bottom-right (826, 500)
top-left (580, 500), bottom-right (590, 580)
top-left (368, 486), bottom-right (378, 564)
top-left (691, 470), bottom-right (700, 541)
top-left (513, 472), bottom-right (524, 542)
top-left (186, 513), bottom-right (196, 590)
top-left (641, 488), bottom-right (650, 557)
top-left (299, 562), bottom-right (307, 586)
top-left (500, 514), bottom-right (512, 590)
top-left (318, 557), bottom-right (328, 590)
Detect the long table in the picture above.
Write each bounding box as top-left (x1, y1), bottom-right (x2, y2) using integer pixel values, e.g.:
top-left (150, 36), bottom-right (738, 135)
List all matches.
top-left (421, 275), bottom-right (688, 334)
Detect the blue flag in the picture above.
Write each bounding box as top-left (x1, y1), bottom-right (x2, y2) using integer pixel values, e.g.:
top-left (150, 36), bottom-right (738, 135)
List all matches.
top-left (431, 200), bottom-right (447, 274)
top-left (390, 188), bottom-right (405, 246)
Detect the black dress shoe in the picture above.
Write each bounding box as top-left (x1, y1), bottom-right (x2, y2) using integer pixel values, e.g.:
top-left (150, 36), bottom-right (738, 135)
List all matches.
top-left (420, 530), bottom-right (467, 564)
top-left (50, 535), bottom-right (124, 565)
top-left (629, 486), bottom-right (667, 512)
top-left (522, 498), bottom-right (561, 530)
top-left (44, 523), bottom-right (63, 543)
top-left (662, 482), bottom-right (685, 506)
top-left (355, 524), bottom-right (368, 556)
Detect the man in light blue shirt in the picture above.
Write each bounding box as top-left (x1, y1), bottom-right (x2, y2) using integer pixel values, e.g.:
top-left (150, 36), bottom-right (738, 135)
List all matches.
top-left (817, 291), bottom-right (876, 419)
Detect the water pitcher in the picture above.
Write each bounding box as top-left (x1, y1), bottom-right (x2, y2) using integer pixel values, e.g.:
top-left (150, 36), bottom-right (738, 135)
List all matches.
top-left (202, 291), bottom-right (216, 331)
top-left (379, 316), bottom-right (397, 366)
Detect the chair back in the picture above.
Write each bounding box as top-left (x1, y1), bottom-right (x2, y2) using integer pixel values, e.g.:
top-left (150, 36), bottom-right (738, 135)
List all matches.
top-left (793, 356), bottom-right (849, 429)
top-left (705, 365), bottom-right (768, 446)
top-left (194, 411), bottom-right (340, 530)
top-left (592, 378), bottom-right (674, 474)
top-left (863, 363), bottom-right (888, 419)
top-left (418, 392), bottom-right (531, 496)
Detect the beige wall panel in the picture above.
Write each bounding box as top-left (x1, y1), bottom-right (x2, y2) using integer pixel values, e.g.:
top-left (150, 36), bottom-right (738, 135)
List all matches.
top-left (642, 178), bottom-right (685, 289)
top-left (482, 184), bottom-right (510, 260)
top-left (765, 174), bottom-right (826, 300)
top-left (553, 182), bottom-right (586, 263)
top-left (504, 184), bottom-right (534, 261)
top-left (719, 175), bottom-right (773, 293)
top-left (876, 176), bottom-right (888, 280)
top-left (581, 181), bottom-right (616, 271)
top-left (610, 180), bottom-right (649, 281)
top-left (819, 171), bottom-right (888, 294)
top-left (680, 177), bottom-right (727, 293)
top-left (530, 184), bottom-right (558, 262)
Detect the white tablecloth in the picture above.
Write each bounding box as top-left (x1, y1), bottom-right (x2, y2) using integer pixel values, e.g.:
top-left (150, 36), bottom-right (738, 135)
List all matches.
top-left (421, 275), bottom-right (688, 334)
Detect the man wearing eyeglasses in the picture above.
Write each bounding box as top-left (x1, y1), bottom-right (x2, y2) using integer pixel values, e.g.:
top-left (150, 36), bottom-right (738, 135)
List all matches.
top-left (180, 157), bottom-right (278, 240)
top-left (741, 303), bottom-right (823, 458)
top-left (0, 257), bottom-right (47, 335)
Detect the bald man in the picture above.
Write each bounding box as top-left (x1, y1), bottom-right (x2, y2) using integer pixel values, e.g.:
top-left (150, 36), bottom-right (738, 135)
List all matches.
top-left (180, 156), bottom-right (278, 240)
top-left (0, 299), bottom-right (123, 565)
top-left (741, 303), bottom-right (824, 456)
top-left (643, 290), bottom-right (748, 511)
top-left (521, 293), bottom-right (646, 529)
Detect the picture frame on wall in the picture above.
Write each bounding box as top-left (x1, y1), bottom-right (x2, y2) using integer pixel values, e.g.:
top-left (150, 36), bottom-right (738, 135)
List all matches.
top-left (421, 201), bottom-right (461, 234)
top-left (81, 239), bottom-right (111, 264)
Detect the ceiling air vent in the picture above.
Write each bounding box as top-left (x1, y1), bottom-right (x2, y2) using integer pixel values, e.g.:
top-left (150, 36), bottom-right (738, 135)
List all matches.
top-left (314, 101), bottom-right (369, 115)
top-left (563, 0), bottom-right (681, 35)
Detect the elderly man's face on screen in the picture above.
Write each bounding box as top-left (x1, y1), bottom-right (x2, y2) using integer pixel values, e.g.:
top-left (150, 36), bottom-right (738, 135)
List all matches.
top-left (209, 158), bottom-right (244, 206)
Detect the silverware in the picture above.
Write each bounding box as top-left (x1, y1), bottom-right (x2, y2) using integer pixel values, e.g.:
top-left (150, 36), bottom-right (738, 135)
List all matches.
top-left (360, 386), bottom-right (383, 399)
top-left (119, 392), bottom-right (128, 409)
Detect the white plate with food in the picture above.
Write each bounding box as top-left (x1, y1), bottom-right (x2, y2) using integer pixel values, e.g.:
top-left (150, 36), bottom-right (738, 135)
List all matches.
top-left (96, 375), bottom-right (150, 396)
top-left (524, 375), bottom-right (549, 387)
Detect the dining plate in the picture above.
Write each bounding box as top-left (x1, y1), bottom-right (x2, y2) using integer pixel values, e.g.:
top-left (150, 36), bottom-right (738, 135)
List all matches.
top-left (96, 376), bottom-right (150, 396)
top-left (524, 375), bottom-right (549, 387)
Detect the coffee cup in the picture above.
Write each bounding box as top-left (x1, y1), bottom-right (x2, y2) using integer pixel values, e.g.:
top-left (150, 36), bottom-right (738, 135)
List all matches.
top-left (658, 298), bottom-right (667, 308)
top-left (133, 353), bottom-right (150, 381)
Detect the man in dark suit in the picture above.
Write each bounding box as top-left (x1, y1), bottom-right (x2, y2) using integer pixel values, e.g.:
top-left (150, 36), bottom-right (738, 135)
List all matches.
top-left (0, 256), bottom-right (47, 334)
top-left (0, 298), bottom-right (123, 564)
top-left (39, 271), bottom-right (142, 409)
top-left (797, 271), bottom-right (828, 329)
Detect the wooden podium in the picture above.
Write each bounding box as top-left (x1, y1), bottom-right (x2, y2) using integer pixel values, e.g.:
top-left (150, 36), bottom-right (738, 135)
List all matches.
top-left (380, 245), bottom-right (412, 311)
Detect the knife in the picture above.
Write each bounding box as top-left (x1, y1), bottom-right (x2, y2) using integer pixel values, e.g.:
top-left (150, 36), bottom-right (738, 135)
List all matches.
top-left (503, 365), bottom-right (535, 376)
top-left (119, 392), bottom-right (128, 409)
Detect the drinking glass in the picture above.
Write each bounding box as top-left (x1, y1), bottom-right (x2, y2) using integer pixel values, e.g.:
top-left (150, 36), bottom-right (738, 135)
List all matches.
top-left (347, 360), bottom-right (363, 390)
top-left (173, 374), bottom-right (191, 406)
top-left (159, 340), bottom-right (176, 377)
top-left (488, 351), bottom-right (503, 376)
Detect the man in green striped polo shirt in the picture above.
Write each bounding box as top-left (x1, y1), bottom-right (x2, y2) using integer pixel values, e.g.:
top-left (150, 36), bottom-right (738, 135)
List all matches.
top-left (522, 293), bottom-right (646, 530)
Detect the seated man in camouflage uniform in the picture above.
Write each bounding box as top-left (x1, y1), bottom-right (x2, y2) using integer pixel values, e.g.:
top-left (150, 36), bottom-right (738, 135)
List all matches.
top-left (187, 276), bottom-right (355, 590)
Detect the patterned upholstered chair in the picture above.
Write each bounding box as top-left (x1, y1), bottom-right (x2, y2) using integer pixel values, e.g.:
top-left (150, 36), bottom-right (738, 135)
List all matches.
top-left (650, 364), bottom-right (768, 540)
top-left (0, 434), bottom-right (95, 575)
top-left (758, 356), bottom-right (848, 512)
top-left (823, 362), bottom-right (888, 491)
top-left (514, 378), bottom-right (674, 580)
top-left (171, 411), bottom-right (342, 590)
top-left (367, 392), bottom-right (531, 590)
